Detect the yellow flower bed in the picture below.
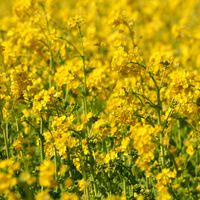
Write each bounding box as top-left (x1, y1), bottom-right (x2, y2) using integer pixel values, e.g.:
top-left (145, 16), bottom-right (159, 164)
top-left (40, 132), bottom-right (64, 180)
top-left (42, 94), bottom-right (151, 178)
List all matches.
top-left (0, 0), bottom-right (199, 199)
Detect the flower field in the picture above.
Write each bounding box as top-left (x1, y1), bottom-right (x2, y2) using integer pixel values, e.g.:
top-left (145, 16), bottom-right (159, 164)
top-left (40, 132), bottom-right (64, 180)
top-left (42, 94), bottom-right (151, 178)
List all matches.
top-left (0, 0), bottom-right (200, 199)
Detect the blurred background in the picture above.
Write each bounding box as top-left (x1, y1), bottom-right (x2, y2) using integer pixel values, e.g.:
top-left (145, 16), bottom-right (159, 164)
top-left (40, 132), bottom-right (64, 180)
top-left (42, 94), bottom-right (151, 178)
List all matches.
top-left (0, 0), bottom-right (12, 18)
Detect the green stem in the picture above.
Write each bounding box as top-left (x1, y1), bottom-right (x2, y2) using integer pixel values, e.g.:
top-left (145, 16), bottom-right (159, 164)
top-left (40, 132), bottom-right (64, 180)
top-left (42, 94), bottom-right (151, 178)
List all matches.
top-left (157, 89), bottom-right (165, 167)
top-left (15, 116), bottom-right (19, 132)
top-left (40, 117), bottom-right (44, 162)
top-left (122, 154), bottom-right (126, 195)
top-left (47, 127), bottom-right (59, 187)
top-left (146, 176), bottom-right (149, 189)
top-left (2, 123), bottom-right (9, 158)
top-left (123, 20), bottom-right (135, 48)
top-left (81, 55), bottom-right (88, 115)
top-left (78, 25), bottom-right (90, 200)
top-left (195, 144), bottom-right (199, 177)
top-left (40, 117), bottom-right (45, 192)
top-left (149, 72), bottom-right (164, 167)
top-left (177, 120), bottom-right (182, 151)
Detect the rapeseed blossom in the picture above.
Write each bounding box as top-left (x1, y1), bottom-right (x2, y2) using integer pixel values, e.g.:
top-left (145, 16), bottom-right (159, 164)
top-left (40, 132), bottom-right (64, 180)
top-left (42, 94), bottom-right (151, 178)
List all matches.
top-left (0, 0), bottom-right (199, 199)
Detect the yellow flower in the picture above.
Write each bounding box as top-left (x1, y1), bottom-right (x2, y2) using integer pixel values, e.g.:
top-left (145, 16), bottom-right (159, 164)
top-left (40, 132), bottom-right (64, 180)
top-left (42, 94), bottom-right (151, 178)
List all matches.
top-left (65, 178), bottom-right (74, 187)
top-left (185, 140), bottom-right (195, 156)
top-left (61, 193), bottom-right (78, 200)
top-left (39, 160), bottom-right (55, 188)
top-left (156, 187), bottom-right (171, 200)
top-left (0, 173), bottom-right (17, 194)
top-left (78, 179), bottom-right (87, 192)
top-left (7, 192), bottom-right (21, 200)
top-left (10, 66), bottom-right (32, 99)
top-left (136, 195), bottom-right (144, 200)
top-left (68, 15), bottom-right (84, 29)
top-left (104, 150), bottom-right (118, 164)
top-left (13, 134), bottom-right (23, 151)
top-left (156, 168), bottom-right (176, 198)
top-left (104, 195), bottom-right (126, 200)
top-left (35, 190), bottom-right (52, 200)
top-left (19, 171), bottom-right (36, 185)
top-left (119, 137), bottom-right (130, 152)
top-left (186, 144), bottom-right (194, 156)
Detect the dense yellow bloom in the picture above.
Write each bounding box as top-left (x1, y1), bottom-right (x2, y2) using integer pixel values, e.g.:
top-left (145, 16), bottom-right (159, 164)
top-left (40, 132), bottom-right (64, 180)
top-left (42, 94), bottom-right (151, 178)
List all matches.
top-left (156, 168), bottom-right (176, 199)
top-left (10, 66), bottom-right (32, 99)
top-left (0, 0), bottom-right (200, 199)
top-left (0, 159), bottom-right (19, 195)
top-left (54, 62), bottom-right (82, 91)
top-left (0, 159), bottom-right (20, 174)
top-left (0, 173), bottom-right (17, 194)
top-left (32, 87), bottom-right (61, 112)
top-left (44, 115), bottom-right (77, 158)
top-left (39, 160), bottom-right (55, 188)
top-left (156, 168), bottom-right (176, 186)
top-left (0, 73), bottom-right (8, 99)
top-left (131, 124), bottom-right (160, 174)
top-left (111, 46), bottom-right (143, 76)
